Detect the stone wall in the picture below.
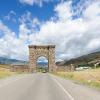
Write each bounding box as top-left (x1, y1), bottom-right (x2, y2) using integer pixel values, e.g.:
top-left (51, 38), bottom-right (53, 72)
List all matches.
top-left (10, 64), bottom-right (29, 72)
top-left (56, 65), bottom-right (75, 72)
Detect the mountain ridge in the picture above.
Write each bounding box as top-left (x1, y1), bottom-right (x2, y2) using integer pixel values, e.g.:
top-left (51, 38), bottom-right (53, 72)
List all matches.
top-left (56, 51), bottom-right (100, 66)
top-left (0, 57), bottom-right (27, 65)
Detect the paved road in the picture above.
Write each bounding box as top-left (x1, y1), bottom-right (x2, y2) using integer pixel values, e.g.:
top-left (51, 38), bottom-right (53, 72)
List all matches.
top-left (0, 73), bottom-right (100, 100)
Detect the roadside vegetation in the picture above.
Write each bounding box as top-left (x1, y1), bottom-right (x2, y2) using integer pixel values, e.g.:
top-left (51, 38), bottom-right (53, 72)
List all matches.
top-left (54, 68), bottom-right (100, 89)
top-left (0, 64), bottom-right (17, 79)
top-left (36, 67), bottom-right (48, 73)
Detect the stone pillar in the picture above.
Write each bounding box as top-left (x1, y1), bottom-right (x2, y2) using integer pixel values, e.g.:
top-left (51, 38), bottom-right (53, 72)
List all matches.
top-left (70, 64), bottom-right (75, 71)
top-left (48, 46), bottom-right (56, 72)
top-left (29, 46), bottom-right (36, 73)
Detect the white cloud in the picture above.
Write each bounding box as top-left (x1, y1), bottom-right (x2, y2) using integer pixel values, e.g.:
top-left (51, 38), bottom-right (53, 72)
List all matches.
top-left (28, 1), bottom-right (100, 61)
top-left (19, 0), bottom-right (53, 6)
top-left (54, 1), bottom-right (72, 21)
top-left (0, 0), bottom-right (100, 62)
top-left (87, 38), bottom-right (100, 50)
top-left (0, 20), bottom-right (28, 60)
top-left (37, 56), bottom-right (48, 62)
top-left (19, 11), bottom-right (40, 32)
top-left (72, 0), bottom-right (93, 17)
top-left (83, 1), bottom-right (100, 20)
top-left (4, 10), bottom-right (16, 22)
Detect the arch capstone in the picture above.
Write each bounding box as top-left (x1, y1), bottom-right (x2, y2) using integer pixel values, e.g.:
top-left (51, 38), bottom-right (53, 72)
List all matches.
top-left (28, 45), bottom-right (56, 72)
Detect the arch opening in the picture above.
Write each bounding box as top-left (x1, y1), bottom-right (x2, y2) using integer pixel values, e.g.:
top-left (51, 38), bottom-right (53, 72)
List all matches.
top-left (36, 56), bottom-right (48, 72)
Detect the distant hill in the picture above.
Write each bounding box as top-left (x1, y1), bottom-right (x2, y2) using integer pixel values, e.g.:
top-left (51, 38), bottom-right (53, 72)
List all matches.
top-left (56, 51), bottom-right (100, 67)
top-left (37, 62), bottom-right (48, 68)
top-left (0, 57), bottom-right (27, 65)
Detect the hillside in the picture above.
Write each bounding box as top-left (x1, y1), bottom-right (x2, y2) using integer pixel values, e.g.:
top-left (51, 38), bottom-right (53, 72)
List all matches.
top-left (57, 51), bottom-right (100, 66)
top-left (0, 57), bottom-right (27, 65)
top-left (37, 62), bottom-right (48, 68)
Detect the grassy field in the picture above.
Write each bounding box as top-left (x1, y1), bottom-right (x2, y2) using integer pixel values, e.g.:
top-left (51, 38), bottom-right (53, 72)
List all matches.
top-left (0, 64), bottom-right (16, 79)
top-left (54, 68), bottom-right (100, 89)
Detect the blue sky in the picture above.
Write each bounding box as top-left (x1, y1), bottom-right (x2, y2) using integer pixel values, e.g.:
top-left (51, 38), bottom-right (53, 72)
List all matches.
top-left (0, 0), bottom-right (100, 61)
top-left (0, 0), bottom-right (82, 33)
top-left (0, 0), bottom-right (59, 33)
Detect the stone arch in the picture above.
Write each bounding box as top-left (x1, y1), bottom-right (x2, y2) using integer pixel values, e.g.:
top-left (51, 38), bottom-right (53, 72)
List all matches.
top-left (36, 55), bottom-right (48, 61)
top-left (35, 54), bottom-right (49, 61)
top-left (28, 45), bottom-right (56, 72)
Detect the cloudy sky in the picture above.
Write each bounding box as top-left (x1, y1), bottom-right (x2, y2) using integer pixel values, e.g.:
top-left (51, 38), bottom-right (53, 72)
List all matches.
top-left (0, 0), bottom-right (100, 61)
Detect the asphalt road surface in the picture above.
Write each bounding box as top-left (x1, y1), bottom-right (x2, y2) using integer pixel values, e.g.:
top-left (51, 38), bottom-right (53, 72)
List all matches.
top-left (0, 73), bottom-right (100, 100)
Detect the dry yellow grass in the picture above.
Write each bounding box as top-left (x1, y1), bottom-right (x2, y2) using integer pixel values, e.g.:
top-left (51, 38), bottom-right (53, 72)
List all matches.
top-left (0, 65), bottom-right (16, 78)
top-left (54, 68), bottom-right (100, 89)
